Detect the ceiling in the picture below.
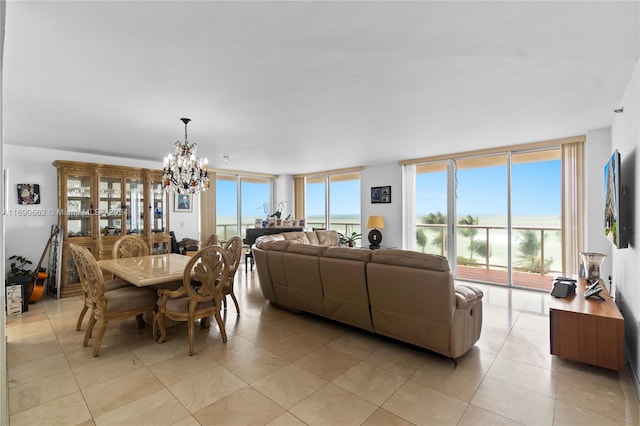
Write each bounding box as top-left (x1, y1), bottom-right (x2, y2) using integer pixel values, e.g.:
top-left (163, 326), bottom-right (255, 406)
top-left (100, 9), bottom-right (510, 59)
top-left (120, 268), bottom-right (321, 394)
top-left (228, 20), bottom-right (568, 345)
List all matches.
top-left (3, 1), bottom-right (639, 175)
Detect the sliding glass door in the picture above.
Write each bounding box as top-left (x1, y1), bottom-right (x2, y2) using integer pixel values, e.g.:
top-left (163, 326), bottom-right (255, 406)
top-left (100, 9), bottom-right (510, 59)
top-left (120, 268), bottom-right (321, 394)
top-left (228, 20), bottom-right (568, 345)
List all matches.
top-left (455, 155), bottom-right (509, 285)
top-left (510, 150), bottom-right (562, 289)
top-left (413, 147), bottom-right (562, 289)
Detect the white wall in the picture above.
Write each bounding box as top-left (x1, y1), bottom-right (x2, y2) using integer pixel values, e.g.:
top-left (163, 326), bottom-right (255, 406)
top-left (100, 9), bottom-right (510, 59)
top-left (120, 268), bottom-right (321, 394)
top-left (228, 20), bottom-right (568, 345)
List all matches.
top-left (275, 174), bottom-right (294, 219)
top-left (3, 144), bottom-right (200, 264)
top-left (610, 62), bottom-right (640, 393)
top-left (584, 128), bottom-right (614, 282)
top-left (361, 163), bottom-right (403, 249)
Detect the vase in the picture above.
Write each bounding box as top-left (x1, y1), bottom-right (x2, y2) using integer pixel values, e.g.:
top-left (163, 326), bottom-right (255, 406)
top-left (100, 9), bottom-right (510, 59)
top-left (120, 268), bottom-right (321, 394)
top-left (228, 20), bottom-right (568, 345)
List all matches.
top-left (580, 252), bottom-right (606, 283)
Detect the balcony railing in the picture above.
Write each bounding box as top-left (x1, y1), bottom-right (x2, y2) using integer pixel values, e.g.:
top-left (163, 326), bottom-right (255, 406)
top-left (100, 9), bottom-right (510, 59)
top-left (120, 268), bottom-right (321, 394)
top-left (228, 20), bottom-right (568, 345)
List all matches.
top-left (416, 223), bottom-right (562, 276)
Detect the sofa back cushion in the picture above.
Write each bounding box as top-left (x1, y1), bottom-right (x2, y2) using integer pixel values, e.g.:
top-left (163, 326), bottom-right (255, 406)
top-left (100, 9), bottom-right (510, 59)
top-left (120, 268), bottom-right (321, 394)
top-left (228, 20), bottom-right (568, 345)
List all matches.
top-left (315, 230), bottom-right (340, 246)
top-left (323, 246), bottom-right (372, 262)
top-left (288, 243), bottom-right (329, 256)
top-left (255, 234), bottom-right (286, 248)
top-left (283, 232), bottom-right (310, 244)
top-left (371, 249), bottom-right (450, 272)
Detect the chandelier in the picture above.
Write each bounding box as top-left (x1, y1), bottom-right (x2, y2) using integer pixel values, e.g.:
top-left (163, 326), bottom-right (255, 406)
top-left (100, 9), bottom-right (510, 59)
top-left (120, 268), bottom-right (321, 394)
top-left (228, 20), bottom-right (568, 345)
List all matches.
top-left (162, 118), bottom-right (210, 194)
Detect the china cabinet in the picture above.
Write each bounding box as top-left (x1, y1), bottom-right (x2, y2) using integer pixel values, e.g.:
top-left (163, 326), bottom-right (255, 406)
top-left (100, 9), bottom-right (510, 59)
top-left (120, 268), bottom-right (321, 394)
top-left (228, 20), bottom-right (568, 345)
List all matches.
top-left (54, 160), bottom-right (171, 297)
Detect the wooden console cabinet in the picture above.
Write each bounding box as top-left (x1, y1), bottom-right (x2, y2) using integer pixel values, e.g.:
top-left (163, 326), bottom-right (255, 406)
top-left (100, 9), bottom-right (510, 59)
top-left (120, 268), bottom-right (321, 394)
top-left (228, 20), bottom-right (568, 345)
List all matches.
top-left (549, 279), bottom-right (624, 370)
top-left (54, 160), bottom-right (171, 297)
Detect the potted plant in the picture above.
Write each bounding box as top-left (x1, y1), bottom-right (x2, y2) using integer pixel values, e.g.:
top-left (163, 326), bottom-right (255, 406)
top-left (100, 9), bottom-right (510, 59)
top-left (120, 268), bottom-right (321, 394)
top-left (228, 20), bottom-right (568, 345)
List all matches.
top-left (338, 232), bottom-right (362, 247)
top-left (7, 255), bottom-right (33, 284)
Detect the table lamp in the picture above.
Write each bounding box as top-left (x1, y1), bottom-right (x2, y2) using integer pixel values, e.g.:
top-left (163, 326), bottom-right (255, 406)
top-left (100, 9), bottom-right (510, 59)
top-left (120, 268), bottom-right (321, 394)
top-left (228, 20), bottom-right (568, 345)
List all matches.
top-left (366, 215), bottom-right (385, 249)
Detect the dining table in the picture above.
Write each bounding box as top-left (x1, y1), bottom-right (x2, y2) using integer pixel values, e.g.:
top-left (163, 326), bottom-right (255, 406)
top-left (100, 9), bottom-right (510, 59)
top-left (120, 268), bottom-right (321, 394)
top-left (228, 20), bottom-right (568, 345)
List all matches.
top-left (97, 253), bottom-right (193, 287)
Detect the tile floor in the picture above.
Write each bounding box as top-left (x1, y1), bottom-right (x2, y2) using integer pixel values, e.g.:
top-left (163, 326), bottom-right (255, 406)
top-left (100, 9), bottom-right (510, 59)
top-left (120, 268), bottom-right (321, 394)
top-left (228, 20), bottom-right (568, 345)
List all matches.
top-left (6, 267), bottom-right (640, 425)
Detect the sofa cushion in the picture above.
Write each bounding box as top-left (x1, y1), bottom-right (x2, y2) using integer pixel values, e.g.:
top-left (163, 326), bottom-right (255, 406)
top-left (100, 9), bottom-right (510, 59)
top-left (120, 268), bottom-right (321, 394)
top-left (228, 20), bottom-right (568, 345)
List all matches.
top-left (305, 231), bottom-right (320, 245)
top-left (288, 243), bottom-right (329, 256)
top-left (283, 232), bottom-right (310, 244)
top-left (315, 230), bottom-right (340, 246)
top-left (264, 240), bottom-right (292, 251)
top-left (371, 249), bottom-right (450, 272)
top-left (323, 246), bottom-right (372, 262)
top-left (254, 234), bottom-right (285, 248)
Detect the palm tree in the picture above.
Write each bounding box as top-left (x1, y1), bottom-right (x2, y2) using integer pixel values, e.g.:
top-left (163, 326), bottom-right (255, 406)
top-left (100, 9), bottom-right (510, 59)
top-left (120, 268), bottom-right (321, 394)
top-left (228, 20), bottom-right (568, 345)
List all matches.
top-left (458, 215), bottom-right (480, 263)
top-left (516, 230), bottom-right (552, 273)
top-left (423, 211), bottom-right (446, 253)
top-left (416, 229), bottom-right (427, 252)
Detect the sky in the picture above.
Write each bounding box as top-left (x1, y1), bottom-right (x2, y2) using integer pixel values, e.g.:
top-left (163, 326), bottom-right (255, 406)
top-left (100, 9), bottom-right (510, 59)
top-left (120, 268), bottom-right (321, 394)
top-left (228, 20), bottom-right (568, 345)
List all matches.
top-left (215, 159), bottom-right (561, 220)
top-left (416, 160), bottom-right (561, 217)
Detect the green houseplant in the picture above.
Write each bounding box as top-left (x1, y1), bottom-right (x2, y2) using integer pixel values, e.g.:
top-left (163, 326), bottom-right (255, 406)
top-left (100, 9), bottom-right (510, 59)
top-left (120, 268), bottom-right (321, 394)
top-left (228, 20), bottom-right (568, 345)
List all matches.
top-left (6, 255), bottom-right (33, 288)
top-left (338, 232), bottom-right (362, 247)
top-left (7, 255), bottom-right (33, 279)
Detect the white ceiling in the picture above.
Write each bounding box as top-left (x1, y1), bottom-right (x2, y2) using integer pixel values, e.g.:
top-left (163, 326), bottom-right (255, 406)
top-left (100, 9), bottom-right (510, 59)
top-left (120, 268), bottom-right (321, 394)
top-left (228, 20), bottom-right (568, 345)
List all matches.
top-left (3, 1), bottom-right (639, 175)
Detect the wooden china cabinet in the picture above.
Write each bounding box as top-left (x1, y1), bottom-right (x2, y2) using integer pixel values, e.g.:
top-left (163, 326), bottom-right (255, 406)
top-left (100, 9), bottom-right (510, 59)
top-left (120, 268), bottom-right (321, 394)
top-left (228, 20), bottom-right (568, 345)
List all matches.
top-left (53, 160), bottom-right (171, 297)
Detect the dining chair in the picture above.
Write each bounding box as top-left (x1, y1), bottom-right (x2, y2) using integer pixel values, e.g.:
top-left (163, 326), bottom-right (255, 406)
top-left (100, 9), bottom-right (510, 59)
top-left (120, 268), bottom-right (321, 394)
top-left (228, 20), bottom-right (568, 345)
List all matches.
top-left (112, 235), bottom-right (150, 259)
top-left (69, 244), bottom-right (157, 357)
top-left (154, 245), bottom-right (231, 355)
top-left (223, 236), bottom-right (242, 315)
top-left (204, 233), bottom-right (219, 247)
top-left (75, 241), bottom-right (131, 331)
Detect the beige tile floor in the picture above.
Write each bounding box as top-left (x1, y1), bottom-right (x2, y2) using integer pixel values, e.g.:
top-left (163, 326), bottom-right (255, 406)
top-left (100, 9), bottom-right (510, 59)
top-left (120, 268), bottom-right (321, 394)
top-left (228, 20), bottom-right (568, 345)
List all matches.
top-left (6, 268), bottom-right (640, 426)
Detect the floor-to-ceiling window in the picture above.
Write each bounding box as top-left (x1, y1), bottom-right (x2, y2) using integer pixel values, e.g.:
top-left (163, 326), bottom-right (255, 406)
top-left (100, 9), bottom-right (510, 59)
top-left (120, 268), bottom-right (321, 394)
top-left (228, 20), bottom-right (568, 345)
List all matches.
top-left (411, 144), bottom-right (564, 290)
top-left (303, 170), bottom-right (361, 240)
top-left (455, 154), bottom-right (509, 285)
top-left (216, 173), bottom-right (272, 242)
top-left (305, 176), bottom-right (326, 230)
top-left (415, 162), bottom-right (448, 256)
top-left (510, 149), bottom-right (561, 289)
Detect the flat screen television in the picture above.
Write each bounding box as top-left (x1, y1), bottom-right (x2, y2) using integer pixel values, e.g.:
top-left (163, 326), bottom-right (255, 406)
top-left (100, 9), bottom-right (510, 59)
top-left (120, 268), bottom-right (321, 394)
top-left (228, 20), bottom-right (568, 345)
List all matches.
top-left (604, 149), bottom-right (628, 248)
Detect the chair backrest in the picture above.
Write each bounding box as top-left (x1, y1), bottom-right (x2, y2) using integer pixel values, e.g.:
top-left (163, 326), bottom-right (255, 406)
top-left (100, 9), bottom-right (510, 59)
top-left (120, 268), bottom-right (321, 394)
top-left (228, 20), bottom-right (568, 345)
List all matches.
top-left (204, 234), bottom-right (220, 247)
top-left (183, 245), bottom-right (230, 303)
top-left (69, 244), bottom-right (106, 304)
top-left (112, 235), bottom-right (150, 259)
top-left (223, 236), bottom-right (243, 274)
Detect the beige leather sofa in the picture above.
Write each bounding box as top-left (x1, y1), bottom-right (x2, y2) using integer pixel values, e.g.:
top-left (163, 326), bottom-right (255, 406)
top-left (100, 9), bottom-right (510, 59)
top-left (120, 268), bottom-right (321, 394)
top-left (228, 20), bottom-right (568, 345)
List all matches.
top-left (252, 230), bottom-right (483, 359)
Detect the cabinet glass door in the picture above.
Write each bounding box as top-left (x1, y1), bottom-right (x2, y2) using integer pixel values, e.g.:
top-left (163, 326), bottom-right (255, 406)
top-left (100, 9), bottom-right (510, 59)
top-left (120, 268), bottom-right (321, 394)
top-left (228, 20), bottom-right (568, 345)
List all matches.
top-left (126, 179), bottom-right (145, 234)
top-left (150, 180), bottom-right (167, 233)
top-left (99, 176), bottom-right (123, 236)
top-left (66, 175), bottom-right (92, 238)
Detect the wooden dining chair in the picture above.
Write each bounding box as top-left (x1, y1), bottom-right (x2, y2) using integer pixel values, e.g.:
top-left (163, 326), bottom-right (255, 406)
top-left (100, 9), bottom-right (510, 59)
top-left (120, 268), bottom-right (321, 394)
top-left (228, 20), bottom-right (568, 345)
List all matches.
top-left (75, 241), bottom-right (130, 332)
top-left (112, 235), bottom-right (150, 259)
top-left (154, 245), bottom-right (231, 355)
top-left (69, 244), bottom-right (157, 357)
top-left (222, 236), bottom-right (242, 315)
top-left (204, 234), bottom-right (219, 247)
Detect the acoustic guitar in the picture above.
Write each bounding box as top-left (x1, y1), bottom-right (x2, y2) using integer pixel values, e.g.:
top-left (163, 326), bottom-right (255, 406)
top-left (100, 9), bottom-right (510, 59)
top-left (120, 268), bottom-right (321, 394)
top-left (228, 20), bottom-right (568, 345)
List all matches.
top-left (27, 226), bottom-right (59, 303)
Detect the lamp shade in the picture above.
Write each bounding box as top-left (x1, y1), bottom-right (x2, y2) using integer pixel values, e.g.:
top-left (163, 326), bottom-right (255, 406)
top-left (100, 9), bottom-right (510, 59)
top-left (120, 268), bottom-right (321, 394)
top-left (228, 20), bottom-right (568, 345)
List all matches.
top-left (366, 215), bottom-right (385, 229)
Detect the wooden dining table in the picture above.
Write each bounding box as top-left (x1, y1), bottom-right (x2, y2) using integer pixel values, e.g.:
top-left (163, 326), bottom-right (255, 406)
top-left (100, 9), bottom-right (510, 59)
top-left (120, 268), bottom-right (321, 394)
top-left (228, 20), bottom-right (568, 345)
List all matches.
top-left (97, 253), bottom-right (193, 287)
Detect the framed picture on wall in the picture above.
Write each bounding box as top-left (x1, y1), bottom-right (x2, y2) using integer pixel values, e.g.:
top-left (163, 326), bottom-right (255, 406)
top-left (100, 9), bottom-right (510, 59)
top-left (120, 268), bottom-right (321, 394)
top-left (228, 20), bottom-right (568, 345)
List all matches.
top-left (174, 193), bottom-right (192, 212)
top-left (17, 183), bottom-right (40, 205)
top-left (371, 186), bottom-right (391, 204)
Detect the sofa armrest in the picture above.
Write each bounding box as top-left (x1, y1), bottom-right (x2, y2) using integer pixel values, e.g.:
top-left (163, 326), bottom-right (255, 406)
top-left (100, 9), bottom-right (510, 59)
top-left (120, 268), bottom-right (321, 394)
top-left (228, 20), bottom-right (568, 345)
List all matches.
top-left (455, 285), bottom-right (483, 309)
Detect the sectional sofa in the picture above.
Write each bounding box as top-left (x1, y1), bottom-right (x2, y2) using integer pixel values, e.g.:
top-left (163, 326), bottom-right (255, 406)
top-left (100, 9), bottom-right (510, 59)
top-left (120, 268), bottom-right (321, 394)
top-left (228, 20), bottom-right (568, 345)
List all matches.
top-left (252, 230), bottom-right (483, 359)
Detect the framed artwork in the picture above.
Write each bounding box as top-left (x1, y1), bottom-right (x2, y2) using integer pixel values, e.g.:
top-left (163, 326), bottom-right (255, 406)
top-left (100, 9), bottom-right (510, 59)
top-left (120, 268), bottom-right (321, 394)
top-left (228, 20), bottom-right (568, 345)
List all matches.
top-left (371, 186), bottom-right (391, 204)
top-left (268, 218), bottom-right (276, 227)
top-left (174, 193), bottom-right (192, 212)
top-left (282, 220), bottom-right (292, 227)
top-left (254, 219), bottom-right (263, 228)
top-left (298, 219), bottom-right (306, 228)
top-left (17, 183), bottom-right (40, 205)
